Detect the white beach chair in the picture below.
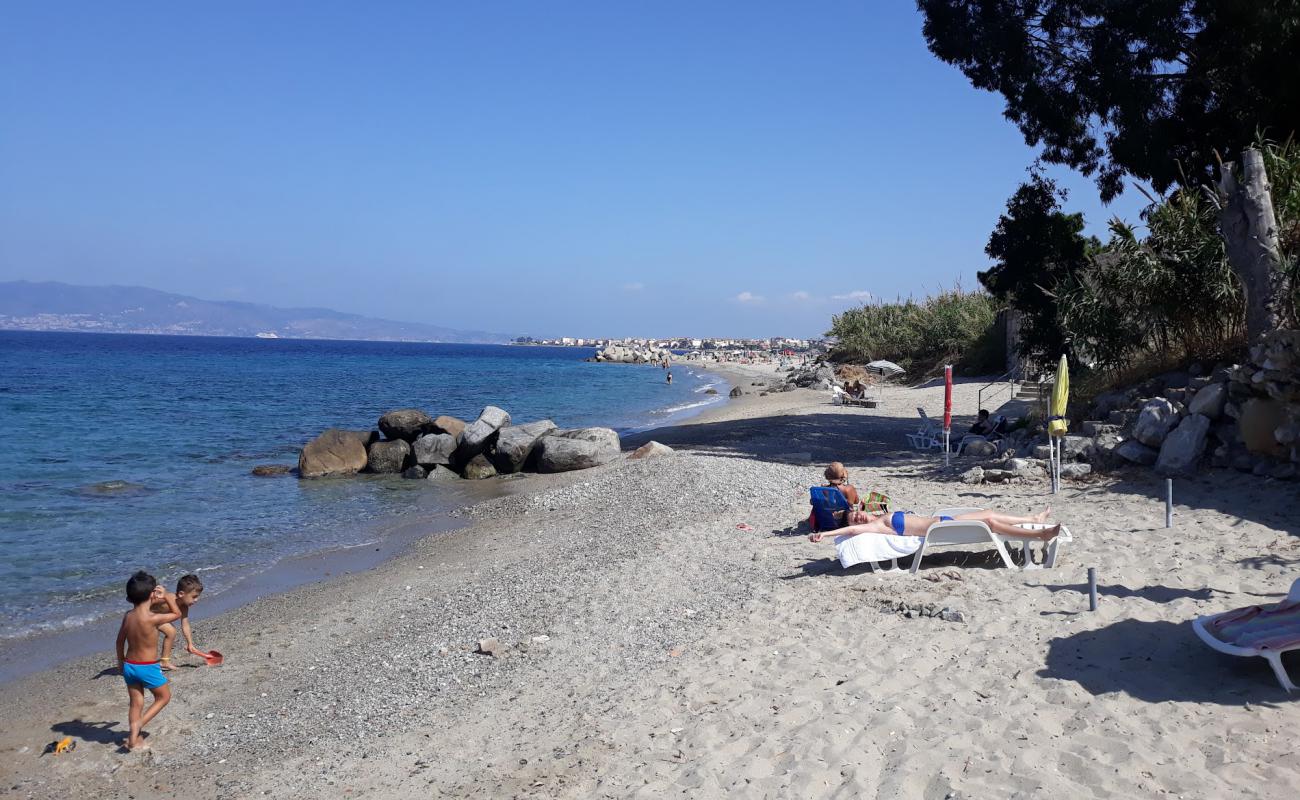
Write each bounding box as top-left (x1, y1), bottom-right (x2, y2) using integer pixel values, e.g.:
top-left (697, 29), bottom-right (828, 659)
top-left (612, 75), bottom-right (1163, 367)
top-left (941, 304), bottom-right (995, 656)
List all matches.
top-left (908, 508), bottom-right (1072, 573)
top-left (906, 408), bottom-right (943, 450)
top-left (1192, 578), bottom-right (1300, 692)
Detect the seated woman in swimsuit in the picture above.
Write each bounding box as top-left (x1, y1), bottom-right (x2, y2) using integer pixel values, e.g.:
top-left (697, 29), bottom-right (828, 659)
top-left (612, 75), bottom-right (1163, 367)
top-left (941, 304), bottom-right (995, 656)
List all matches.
top-left (809, 507), bottom-right (1060, 543)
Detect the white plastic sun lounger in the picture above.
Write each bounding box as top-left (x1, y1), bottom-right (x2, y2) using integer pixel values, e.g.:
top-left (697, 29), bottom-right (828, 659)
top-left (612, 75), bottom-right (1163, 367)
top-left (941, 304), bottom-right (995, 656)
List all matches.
top-left (908, 507), bottom-right (1072, 574)
top-left (1193, 578), bottom-right (1300, 692)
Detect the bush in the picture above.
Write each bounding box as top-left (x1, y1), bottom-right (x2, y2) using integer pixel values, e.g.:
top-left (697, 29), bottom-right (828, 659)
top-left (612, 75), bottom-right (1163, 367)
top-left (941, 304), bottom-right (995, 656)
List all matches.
top-left (826, 287), bottom-right (1003, 377)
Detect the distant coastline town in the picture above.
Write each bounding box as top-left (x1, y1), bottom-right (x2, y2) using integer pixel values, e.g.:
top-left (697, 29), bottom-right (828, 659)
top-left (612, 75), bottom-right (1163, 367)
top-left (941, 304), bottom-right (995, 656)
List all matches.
top-left (512, 335), bottom-right (825, 354)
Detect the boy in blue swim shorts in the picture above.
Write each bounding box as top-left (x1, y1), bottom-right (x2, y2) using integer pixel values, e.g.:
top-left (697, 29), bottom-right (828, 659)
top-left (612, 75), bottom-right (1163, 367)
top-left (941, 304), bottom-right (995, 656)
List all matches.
top-left (115, 571), bottom-right (181, 751)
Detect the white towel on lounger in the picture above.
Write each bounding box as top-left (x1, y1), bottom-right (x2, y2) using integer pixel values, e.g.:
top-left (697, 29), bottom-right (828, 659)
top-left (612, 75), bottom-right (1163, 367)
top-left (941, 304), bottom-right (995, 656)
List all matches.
top-left (836, 533), bottom-right (923, 569)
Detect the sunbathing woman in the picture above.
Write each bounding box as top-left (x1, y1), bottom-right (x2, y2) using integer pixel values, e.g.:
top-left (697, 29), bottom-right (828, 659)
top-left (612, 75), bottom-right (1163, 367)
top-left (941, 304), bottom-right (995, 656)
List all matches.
top-left (809, 507), bottom-right (1060, 543)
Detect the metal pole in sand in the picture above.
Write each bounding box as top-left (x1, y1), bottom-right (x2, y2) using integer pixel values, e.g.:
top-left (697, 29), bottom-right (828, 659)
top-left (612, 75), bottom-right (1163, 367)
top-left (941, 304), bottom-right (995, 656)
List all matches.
top-left (944, 431), bottom-right (950, 467)
top-left (1087, 567), bottom-right (1098, 611)
top-left (1165, 478), bottom-right (1173, 528)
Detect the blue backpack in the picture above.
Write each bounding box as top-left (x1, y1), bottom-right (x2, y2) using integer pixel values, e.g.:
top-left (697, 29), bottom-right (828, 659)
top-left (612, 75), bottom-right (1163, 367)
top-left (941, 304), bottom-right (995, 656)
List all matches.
top-left (809, 486), bottom-right (850, 532)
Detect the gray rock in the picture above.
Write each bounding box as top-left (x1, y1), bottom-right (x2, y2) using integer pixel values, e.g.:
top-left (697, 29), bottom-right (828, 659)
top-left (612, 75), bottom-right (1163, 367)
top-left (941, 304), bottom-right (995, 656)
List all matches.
top-left (1092, 390), bottom-right (1131, 419)
top-left (536, 435), bottom-right (620, 473)
top-left (1060, 463), bottom-right (1092, 479)
top-left (1032, 444), bottom-right (1052, 460)
top-left (705, 388), bottom-right (719, 395)
top-left (401, 465), bottom-right (428, 480)
top-left (959, 467), bottom-right (985, 485)
top-left (366, 439), bottom-right (412, 474)
top-left (377, 409), bottom-right (436, 442)
top-left (1188, 382), bottom-right (1227, 419)
top-left (476, 638), bottom-right (503, 658)
top-left (982, 468), bottom-right (1016, 483)
top-left (556, 427), bottom-right (621, 450)
top-left (457, 406), bottom-right (512, 460)
top-left (938, 608), bottom-right (966, 623)
top-left (729, 386), bottom-right (743, 398)
top-left (461, 454), bottom-right (497, 480)
top-left (1081, 421), bottom-right (1120, 437)
top-left (491, 420), bottom-right (558, 473)
top-left (432, 415), bottom-right (467, 438)
top-left (1156, 414), bottom-right (1211, 476)
top-left (1117, 440), bottom-right (1158, 466)
top-left (1271, 463), bottom-right (1298, 480)
top-left (1061, 435), bottom-right (1092, 461)
top-left (1089, 432), bottom-right (1124, 469)
top-left (963, 440), bottom-right (997, 458)
top-left (1133, 398), bottom-right (1180, 447)
top-left (425, 464), bottom-right (461, 482)
top-left (413, 433), bottom-right (458, 467)
top-left (628, 441), bottom-right (674, 460)
top-left (1232, 452), bottom-right (1261, 473)
top-left (1107, 409), bottom-right (1132, 426)
top-left (251, 464), bottom-right (293, 477)
top-left (1007, 458), bottom-right (1033, 471)
top-left (298, 428), bottom-right (369, 478)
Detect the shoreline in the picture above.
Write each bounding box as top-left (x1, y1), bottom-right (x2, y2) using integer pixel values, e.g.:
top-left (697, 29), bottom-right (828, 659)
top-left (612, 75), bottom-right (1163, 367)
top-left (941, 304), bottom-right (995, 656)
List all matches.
top-left (5, 373), bottom-right (1295, 798)
top-left (0, 358), bottom-right (748, 687)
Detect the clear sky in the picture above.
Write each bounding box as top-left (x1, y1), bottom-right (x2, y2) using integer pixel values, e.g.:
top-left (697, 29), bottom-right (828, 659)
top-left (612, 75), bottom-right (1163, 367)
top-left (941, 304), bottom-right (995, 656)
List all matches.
top-left (0, 1), bottom-right (1146, 339)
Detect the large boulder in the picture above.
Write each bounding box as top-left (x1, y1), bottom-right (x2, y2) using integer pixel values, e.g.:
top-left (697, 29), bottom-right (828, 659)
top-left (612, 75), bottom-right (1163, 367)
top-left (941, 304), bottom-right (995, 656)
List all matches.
top-left (556, 427), bottom-right (621, 450)
top-left (432, 415), bottom-right (467, 438)
top-left (1116, 440), bottom-right (1158, 466)
top-left (536, 434), bottom-right (621, 473)
top-left (366, 439), bottom-right (412, 474)
top-left (963, 440), bottom-right (997, 458)
top-left (1060, 435), bottom-right (1092, 461)
top-left (1156, 414), bottom-right (1211, 476)
top-left (457, 406), bottom-right (512, 459)
top-left (461, 454), bottom-right (498, 480)
top-left (1188, 382), bottom-right (1227, 419)
top-left (491, 420), bottom-right (558, 473)
top-left (1133, 398), bottom-right (1180, 447)
top-left (377, 409), bottom-right (436, 442)
top-left (1240, 398), bottom-right (1288, 458)
top-left (413, 433), bottom-right (458, 467)
top-left (298, 428), bottom-right (369, 478)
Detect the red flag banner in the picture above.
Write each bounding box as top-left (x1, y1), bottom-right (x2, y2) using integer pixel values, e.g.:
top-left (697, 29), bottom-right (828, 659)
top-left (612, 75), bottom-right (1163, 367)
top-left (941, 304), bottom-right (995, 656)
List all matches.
top-left (943, 365), bottom-right (953, 432)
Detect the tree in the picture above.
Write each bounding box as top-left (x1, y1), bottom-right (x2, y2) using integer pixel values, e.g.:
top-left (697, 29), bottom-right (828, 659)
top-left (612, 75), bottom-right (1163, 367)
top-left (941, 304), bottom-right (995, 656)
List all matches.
top-left (917, 1), bottom-right (1300, 202)
top-left (981, 173), bottom-right (1096, 364)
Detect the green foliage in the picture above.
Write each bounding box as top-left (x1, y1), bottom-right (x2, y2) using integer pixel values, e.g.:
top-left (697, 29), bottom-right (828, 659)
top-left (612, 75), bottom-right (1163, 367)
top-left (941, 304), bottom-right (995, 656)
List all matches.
top-left (826, 287), bottom-right (1002, 377)
top-left (918, 1), bottom-right (1300, 202)
top-left (981, 173), bottom-right (1097, 365)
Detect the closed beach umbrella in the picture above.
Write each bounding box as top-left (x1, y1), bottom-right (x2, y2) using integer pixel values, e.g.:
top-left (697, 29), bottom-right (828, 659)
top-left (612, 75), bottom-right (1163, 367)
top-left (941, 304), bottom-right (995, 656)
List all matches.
top-left (943, 365), bottom-right (953, 464)
top-left (1048, 354), bottom-right (1069, 491)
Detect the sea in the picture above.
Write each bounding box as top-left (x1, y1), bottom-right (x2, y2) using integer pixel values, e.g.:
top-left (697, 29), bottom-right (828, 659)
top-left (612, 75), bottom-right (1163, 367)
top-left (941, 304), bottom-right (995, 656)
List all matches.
top-left (0, 331), bottom-right (728, 648)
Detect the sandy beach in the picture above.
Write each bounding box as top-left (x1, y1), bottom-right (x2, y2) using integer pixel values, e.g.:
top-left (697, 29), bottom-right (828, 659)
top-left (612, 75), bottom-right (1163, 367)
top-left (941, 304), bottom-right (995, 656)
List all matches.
top-left (3, 368), bottom-right (1298, 799)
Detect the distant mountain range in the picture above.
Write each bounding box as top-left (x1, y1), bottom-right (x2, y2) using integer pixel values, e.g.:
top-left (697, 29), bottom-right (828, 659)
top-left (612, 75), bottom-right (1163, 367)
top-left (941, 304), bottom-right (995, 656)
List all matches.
top-left (0, 281), bottom-right (511, 343)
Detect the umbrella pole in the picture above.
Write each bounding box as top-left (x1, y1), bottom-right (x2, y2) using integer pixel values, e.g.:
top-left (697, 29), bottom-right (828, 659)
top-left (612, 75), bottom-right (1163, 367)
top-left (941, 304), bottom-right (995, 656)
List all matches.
top-left (944, 431), bottom-right (950, 466)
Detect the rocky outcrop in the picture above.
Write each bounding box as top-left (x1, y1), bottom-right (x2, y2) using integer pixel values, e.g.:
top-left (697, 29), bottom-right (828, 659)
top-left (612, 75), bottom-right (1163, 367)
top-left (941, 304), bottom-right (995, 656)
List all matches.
top-left (402, 465), bottom-right (427, 480)
top-left (251, 464), bottom-right (294, 477)
top-left (413, 433), bottom-right (458, 467)
top-left (366, 439), bottom-right (411, 474)
top-left (298, 429), bottom-right (370, 478)
top-left (1239, 398), bottom-right (1288, 458)
top-left (592, 344), bottom-right (672, 364)
top-left (457, 406), bottom-right (512, 459)
top-left (462, 454), bottom-right (497, 480)
top-left (432, 415), bottom-right (467, 438)
top-left (729, 386), bottom-right (743, 398)
top-left (1116, 440), bottom-right (1158, 466)
top-left (536, 429), bottom-right (621, 473)
top-left (963, 440), bottom-right (997, 458)
top-left (1156, 414), bottom-right (1211, 476)
top-left (491, 420), bottom-right (557, 474)
top-left (1133, 398), bottom-right (1181, 447)
top-left (378, 409), bottom-right (436, 442)
top-left (1188, 382), bottom-right (1227, 419)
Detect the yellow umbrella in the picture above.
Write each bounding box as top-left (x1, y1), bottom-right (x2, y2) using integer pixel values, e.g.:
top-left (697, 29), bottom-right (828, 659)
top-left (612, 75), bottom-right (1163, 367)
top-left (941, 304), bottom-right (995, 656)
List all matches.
top-left (1048, 354), bottom-right (1069, 437)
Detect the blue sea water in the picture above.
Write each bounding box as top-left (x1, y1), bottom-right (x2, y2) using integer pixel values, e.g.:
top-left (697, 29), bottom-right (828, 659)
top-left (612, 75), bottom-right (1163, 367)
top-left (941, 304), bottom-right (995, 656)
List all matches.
top-left (0, 332), bottom-right (727, 640)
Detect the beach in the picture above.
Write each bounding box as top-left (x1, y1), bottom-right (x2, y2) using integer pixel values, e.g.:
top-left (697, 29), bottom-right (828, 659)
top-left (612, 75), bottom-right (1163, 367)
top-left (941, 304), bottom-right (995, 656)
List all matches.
top-left (2, 369), bottom-right (1298, 799)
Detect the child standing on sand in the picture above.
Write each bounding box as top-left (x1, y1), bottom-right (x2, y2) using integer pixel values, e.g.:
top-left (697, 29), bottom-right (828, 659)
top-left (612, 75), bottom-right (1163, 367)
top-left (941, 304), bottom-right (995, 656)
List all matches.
top-left (154, 574), bottom-right (205, 670)
top-left (115, 571), bottom-right (180, 750)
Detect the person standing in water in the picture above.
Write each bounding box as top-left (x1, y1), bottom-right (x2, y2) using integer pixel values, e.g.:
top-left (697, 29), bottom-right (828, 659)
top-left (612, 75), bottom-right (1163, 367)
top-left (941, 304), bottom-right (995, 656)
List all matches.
top-left (666, 371), bottom-right (673, 384)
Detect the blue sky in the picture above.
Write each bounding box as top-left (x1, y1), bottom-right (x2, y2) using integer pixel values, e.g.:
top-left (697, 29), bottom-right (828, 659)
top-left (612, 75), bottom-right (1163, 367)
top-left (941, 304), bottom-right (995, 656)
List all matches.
top-left (0, 1), bottom-right (1146, 339)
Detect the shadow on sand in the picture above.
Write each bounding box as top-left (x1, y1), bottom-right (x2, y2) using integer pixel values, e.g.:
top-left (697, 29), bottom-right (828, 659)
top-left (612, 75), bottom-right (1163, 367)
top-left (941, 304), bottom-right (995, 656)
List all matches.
top-left (1027, 581), bottom-right (1228, 604)
top-left (50, 718), bottom-right (125, 747)
top-left (1038, 618), bottom-right (1299, 706)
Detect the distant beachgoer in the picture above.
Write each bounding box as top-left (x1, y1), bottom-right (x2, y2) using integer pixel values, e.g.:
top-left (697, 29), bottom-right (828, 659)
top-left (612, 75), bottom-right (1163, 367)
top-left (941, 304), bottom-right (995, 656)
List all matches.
top-left (666, 372), bottom-right (672, 384)
top-left (152, 574), bottom-right (206, 670)
top-left (116, 571), bottom-right (181, 750)
top-left (809, 507), bottom-right (1061, 543)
